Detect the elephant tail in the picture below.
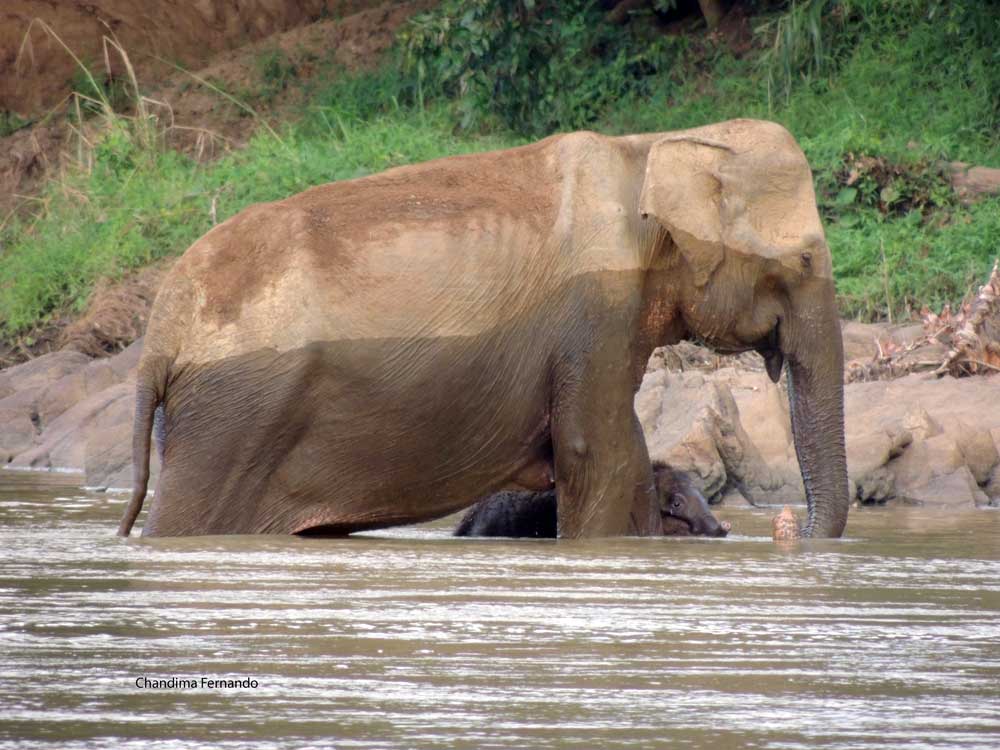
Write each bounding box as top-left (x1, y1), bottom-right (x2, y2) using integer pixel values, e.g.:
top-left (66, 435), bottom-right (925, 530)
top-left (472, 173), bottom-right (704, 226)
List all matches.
top-left (117, 359), bottom-right (167, 537)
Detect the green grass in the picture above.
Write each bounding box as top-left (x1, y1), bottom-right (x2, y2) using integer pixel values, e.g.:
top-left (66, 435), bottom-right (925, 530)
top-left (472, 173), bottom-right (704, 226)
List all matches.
top-left (0, 90), bottom-right (517, 335)
top-left (601, 1), bottom-right (1000, 319)
top-left (1, 1), bottom-right (998, 339)
top-left (0, 111), bottom-right (32, 138)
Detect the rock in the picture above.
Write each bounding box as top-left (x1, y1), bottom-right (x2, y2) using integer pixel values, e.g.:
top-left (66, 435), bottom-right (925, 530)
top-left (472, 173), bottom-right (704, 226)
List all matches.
top-left (8, 375), bottom-right (157, 489)
top-left (34, 359), bottom-right (122, 431)
top-left (10, 384), bottom-right (131, 472)
top-left (636, 368), bottom-right (783, 504)
top-left (986, 428), bottom-right (1000, 499)
top-left (735, 376), bottom-right (793, 463)
top-left (902, 407), bottom-right (943, 442)
top-left (947, 162), bottom-right (1000, 203)
top-left (854, 466), bottom-right (896, 505)
top-left (0, 351), bottom-right (91, 400)
top-left (0, 386), bottom-right (43, 462)
top-left (841, 320), bottom-right (886, 362)
top-left (108, 338), bottom-right (145, 379)
top-left (0, 413), bottom-right (37, 463)
top-left (955, 426), bottom-right (999, 486)
top-left (847, 429), bottom-right (911, 504)
top-left (898, 466), bottom-right (982, 508)
top-left (84, 387), bottom-right (159, 489)
top-left (0, 342), bottom-right (144, 461)
top-left (889, 434), bottom-right (980, 507)
top-left (639, 351), bottom-right (1000, 512)
top-left (984, 449), bottom-right (1000, 503)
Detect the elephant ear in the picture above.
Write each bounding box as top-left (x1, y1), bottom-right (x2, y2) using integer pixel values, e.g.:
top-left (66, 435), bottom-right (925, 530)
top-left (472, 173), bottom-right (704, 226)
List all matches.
top-left (639, 120), bottom-right (829, 285)
top-left (638, 135), bottom-right (733, 286)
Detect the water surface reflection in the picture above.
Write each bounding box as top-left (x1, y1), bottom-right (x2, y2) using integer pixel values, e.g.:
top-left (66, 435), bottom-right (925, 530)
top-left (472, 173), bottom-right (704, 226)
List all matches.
top-left (1, 471), bottom-right (998, 749)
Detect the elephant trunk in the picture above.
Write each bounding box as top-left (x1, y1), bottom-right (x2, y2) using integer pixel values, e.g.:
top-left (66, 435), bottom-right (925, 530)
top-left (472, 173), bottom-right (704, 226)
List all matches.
top-left (783, 285), bottom-right (850, 538)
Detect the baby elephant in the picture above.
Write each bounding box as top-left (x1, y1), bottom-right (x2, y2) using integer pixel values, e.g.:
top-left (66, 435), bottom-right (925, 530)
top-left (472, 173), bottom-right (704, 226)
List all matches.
top-left (455, 462), bottom-right (730, 538)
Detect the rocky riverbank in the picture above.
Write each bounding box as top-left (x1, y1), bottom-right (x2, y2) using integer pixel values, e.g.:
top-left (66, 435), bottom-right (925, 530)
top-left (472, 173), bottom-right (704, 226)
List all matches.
top-left (1, 325), bottom-right (997, 509)
top-left (638, 342), bottom-right (999, 510)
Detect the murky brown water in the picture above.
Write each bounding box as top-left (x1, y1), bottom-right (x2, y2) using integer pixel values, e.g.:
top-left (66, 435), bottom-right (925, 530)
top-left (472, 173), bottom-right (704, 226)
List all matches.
top-left (1, 470), bottom-right (998, 749)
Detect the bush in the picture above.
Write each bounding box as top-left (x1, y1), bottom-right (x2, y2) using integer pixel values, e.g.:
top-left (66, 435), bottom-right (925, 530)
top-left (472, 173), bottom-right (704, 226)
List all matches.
top-left (400, 0), bottom-right (674, 135)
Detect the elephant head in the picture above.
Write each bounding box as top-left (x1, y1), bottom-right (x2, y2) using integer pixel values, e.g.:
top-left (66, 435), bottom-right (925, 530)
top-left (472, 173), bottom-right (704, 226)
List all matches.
top-left (639, 119), bottom-right (848, 538)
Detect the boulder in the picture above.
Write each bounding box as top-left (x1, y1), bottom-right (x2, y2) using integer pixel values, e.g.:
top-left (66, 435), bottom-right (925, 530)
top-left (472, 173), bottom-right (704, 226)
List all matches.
top-left (841, 320), bottom-right (885, 362)
top-left (0, 341), bottom-right (144, 464)
top-left (643, 346), bottom-right (1000, 511)
top-left (888, 434), bottom-right (976, 506)
top-left (729, 371), bottom-right (915, 505)
top-left (0, 413), bottom-right (37, 463)
top-left (842, 373), bottom-right (1000, 506)
top-left (955, 426), bottom-right (999, 486)
top-left (9, 378), bottom-right (157, 489)
top-left (636, 368), bottom-right (783, 504)
top-left (0, 385), bottom-right (45, 461)
top-left (845, 428), bottom-right (912, 504)
top-left (902, 407), bottom-right (943, 442)
top-left (978, 428), bottom-right (1000, 503)
top-left (0, 350), bottom-right (91, 400)
top-left (34, 359), bottom-right (122, 431)
top-left (107, 338), bottom-right (144, 379)
top-left (9, 385), bottom-right (129, 472)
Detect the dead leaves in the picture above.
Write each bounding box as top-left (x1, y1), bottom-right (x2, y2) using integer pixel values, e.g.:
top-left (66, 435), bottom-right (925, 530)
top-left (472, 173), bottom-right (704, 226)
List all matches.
top-left (932, 258), bottom-right (1000, 377)
top-left (847, 259), bottom-right (1000, 382)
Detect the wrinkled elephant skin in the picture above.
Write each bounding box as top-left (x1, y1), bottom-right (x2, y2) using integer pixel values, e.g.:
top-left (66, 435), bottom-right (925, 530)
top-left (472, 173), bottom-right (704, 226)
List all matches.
top-left (119, 119), bottom-right (848, 539)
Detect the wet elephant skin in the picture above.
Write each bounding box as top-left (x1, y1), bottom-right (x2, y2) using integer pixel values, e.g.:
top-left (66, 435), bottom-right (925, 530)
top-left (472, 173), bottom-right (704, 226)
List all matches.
top-left (144, 271), bottom-right (654, 537)
top-left (123, 121), bottom-right (849, 539)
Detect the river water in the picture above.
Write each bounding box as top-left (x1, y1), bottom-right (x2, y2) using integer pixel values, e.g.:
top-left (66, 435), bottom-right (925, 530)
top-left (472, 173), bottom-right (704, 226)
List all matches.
top-left (1, 470), bottom-right (998, 749)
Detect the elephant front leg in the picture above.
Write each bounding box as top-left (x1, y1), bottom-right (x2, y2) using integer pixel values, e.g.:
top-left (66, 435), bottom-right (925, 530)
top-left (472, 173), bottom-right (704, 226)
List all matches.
top-left (551, 368), bottom-right (660, 538)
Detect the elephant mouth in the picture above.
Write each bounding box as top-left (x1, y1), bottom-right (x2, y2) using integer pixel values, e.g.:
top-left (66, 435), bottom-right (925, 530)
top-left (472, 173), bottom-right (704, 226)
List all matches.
top-left (696, 324), bottom-right (784, 385)
top-left (753, 322), bottom-right (784, 383)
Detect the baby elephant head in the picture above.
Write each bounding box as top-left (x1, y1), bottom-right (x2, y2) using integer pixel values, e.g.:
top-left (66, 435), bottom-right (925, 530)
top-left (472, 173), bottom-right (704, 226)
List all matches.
top-left (653, 462), bottom-right (729, 537)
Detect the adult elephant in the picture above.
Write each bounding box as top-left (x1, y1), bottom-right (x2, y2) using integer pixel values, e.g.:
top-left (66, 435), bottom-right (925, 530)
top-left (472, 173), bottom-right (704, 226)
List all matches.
top-left (119, 119), bottom-right (848, 539)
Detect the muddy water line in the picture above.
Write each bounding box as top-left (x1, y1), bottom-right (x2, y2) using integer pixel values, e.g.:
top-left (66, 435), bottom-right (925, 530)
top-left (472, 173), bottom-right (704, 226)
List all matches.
top-left (1, 471), bottom-right (998, 749)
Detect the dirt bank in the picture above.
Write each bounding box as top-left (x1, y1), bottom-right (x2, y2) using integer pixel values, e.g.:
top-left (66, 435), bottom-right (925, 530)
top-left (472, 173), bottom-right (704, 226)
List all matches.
top-left (1, 0), bottom-right (387, 118)
top-left (1, 0), bottom-right (430, 366)
top-left (1, 1), bottom-right (426, 217)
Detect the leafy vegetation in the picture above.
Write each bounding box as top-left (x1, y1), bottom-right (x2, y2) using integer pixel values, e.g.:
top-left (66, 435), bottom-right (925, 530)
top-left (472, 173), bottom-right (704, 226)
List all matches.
top-left (254, 48), bottom-right (300, 102)
top-left (399, 0), bottom-right (673, 134)
top-left (2, 0), bottom-right (999, 342)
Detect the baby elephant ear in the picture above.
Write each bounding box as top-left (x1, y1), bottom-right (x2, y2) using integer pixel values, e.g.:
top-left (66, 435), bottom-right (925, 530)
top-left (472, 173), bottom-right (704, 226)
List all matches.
top-left (639, 135), bottom-right (733, 286)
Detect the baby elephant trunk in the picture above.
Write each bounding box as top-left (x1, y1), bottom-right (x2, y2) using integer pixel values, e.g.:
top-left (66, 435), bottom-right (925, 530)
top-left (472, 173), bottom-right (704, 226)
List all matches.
top-left (685, 510), bottom-right (730, 537)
